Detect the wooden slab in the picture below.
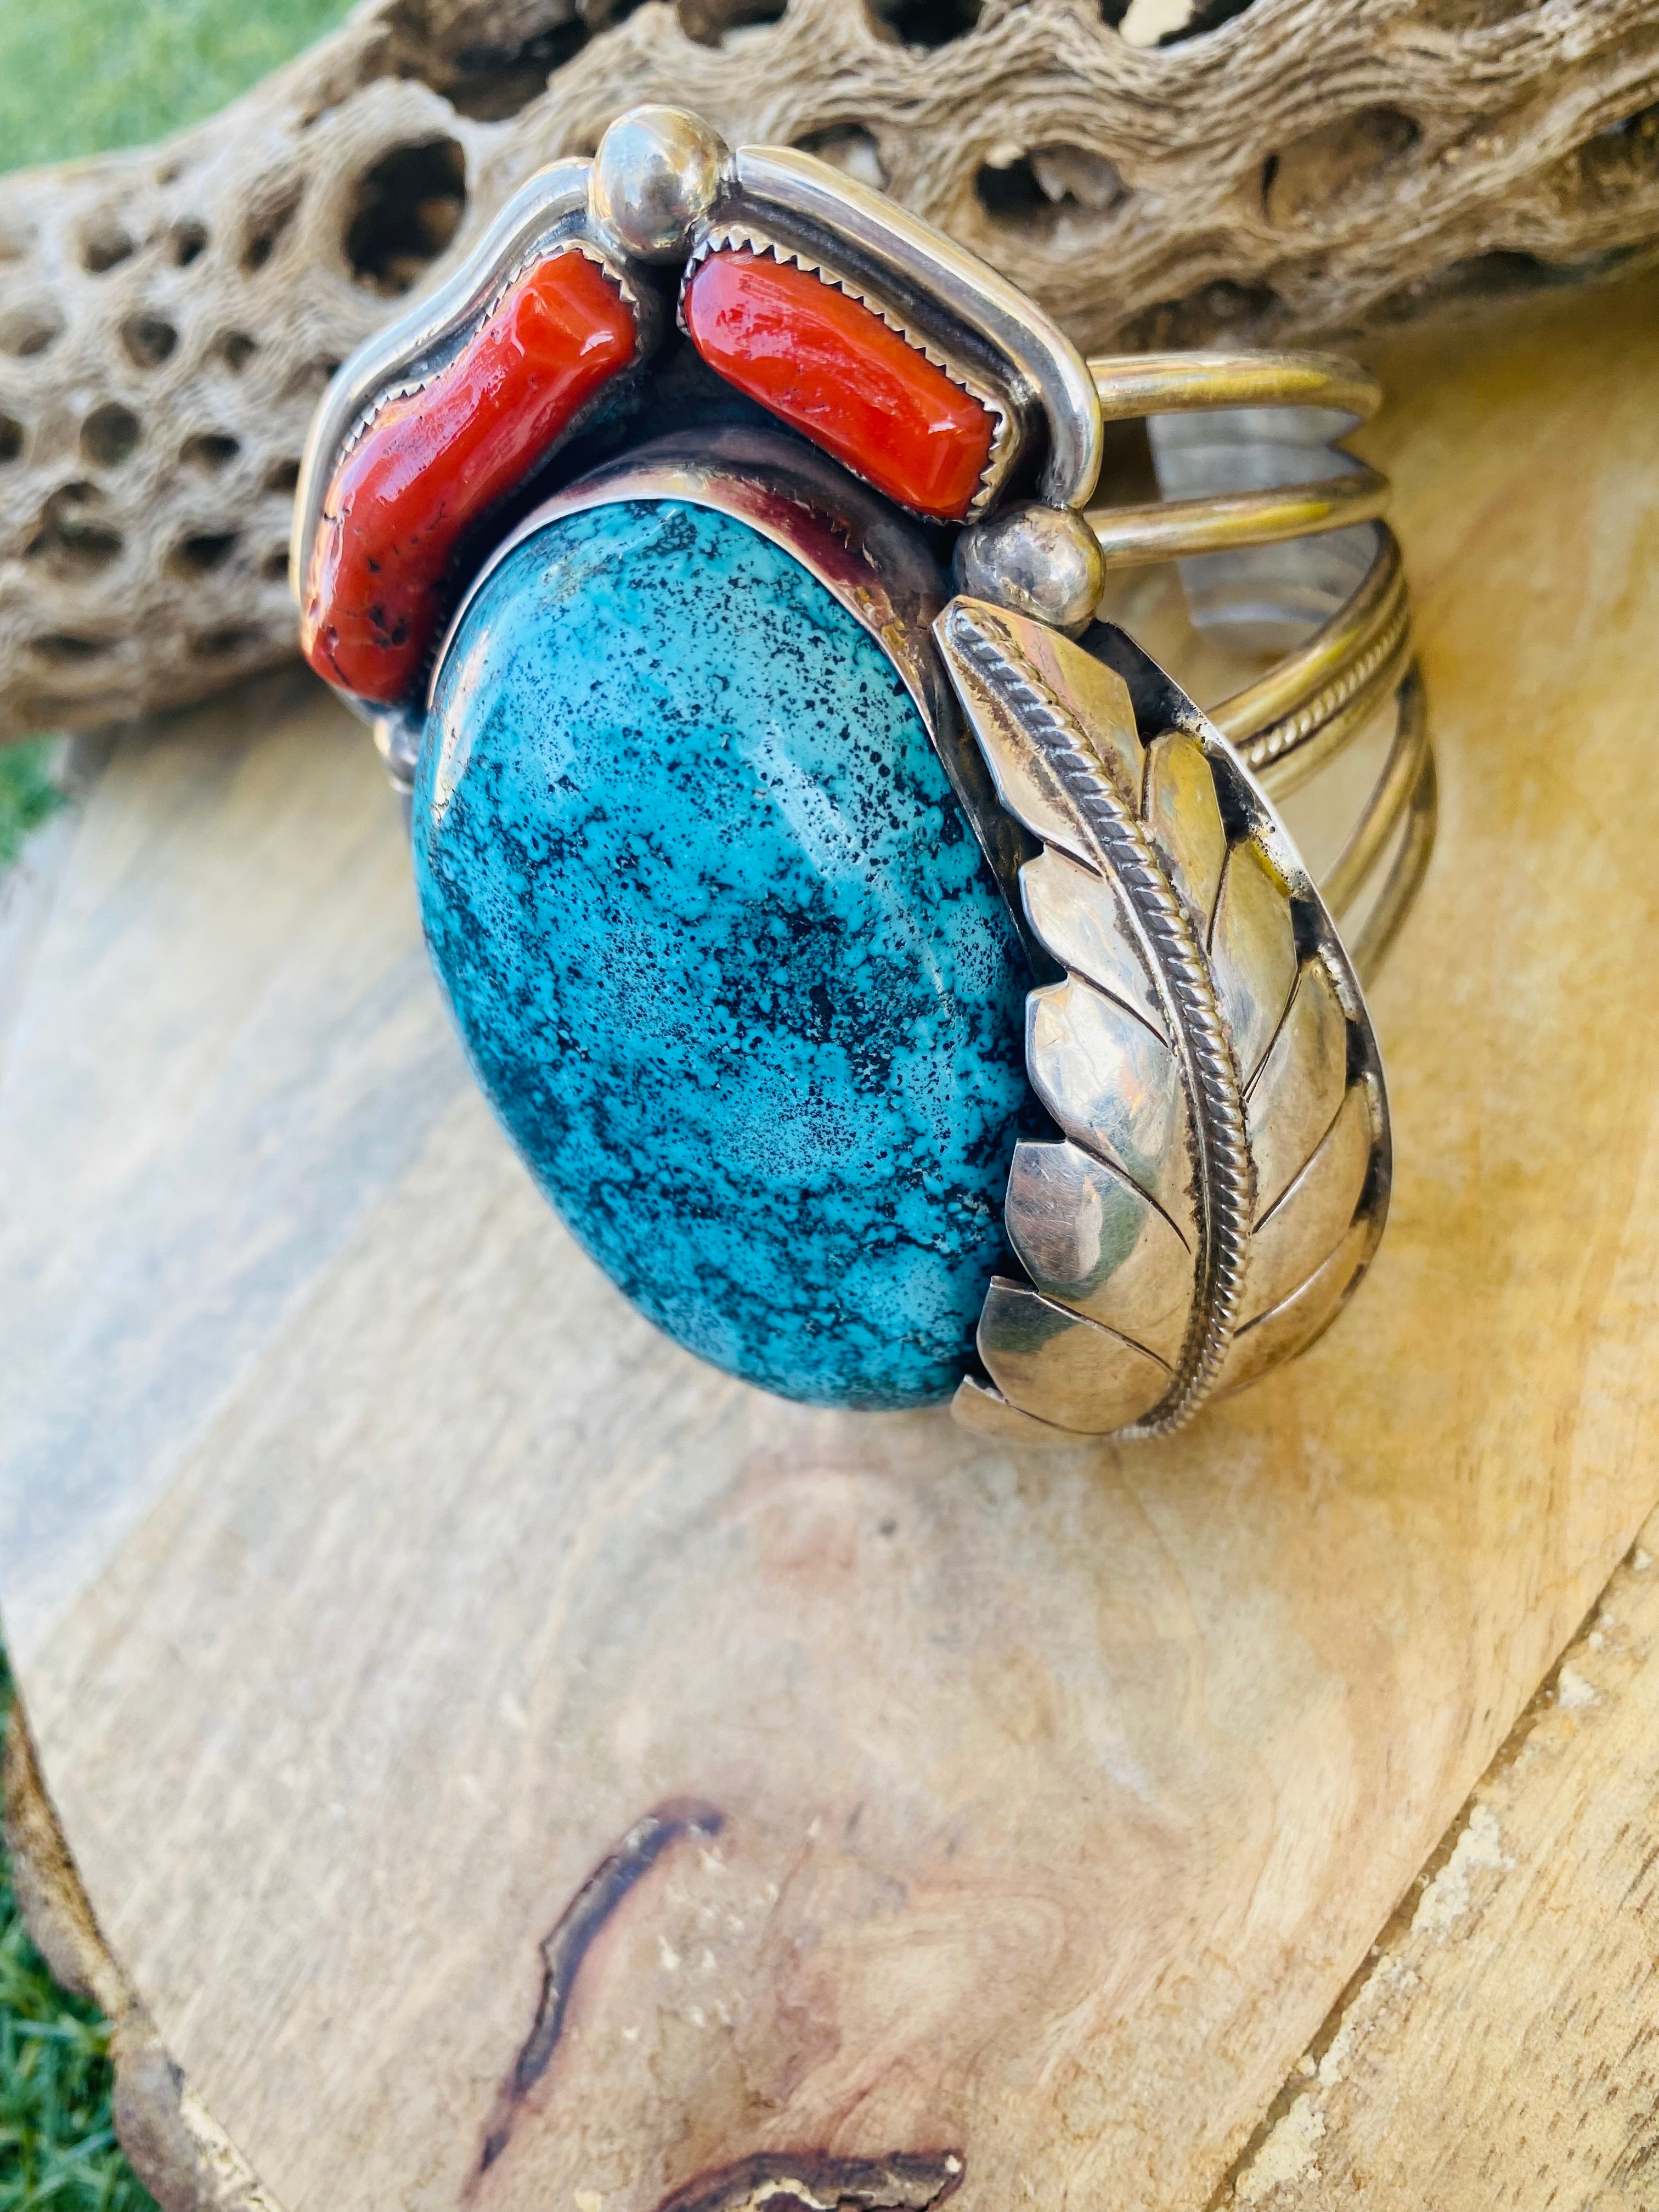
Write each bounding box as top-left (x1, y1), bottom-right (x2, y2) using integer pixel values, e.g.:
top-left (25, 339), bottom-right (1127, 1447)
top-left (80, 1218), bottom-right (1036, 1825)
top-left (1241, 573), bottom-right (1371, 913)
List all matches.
top-left (3, 275), bottom-right (1659, 2212)
top-left (1228, 1503), bottom-right (1659, 2208)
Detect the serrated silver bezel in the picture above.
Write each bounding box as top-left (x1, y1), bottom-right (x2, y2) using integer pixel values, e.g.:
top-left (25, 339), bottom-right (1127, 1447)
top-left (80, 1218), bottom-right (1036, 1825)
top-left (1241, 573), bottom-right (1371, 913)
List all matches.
top-left (679, 223), bottom-right (1019, 522)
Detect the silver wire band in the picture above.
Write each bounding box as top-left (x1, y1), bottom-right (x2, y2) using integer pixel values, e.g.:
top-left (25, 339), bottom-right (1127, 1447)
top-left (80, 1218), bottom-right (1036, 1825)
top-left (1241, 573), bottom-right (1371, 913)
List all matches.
top-left (1083, 352), bottom-right (1434, 986)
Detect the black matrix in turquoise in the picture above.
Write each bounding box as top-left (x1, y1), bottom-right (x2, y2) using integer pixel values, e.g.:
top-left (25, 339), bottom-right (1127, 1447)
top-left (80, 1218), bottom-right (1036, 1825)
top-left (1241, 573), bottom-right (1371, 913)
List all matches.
top-left (413, 497), bottom-right (1029, 1408)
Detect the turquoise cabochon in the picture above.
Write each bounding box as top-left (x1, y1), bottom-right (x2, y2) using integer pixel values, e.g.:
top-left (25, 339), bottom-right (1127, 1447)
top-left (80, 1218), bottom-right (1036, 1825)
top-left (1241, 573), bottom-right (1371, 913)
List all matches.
top-left (413, 496), bottom-right (1031, 1409)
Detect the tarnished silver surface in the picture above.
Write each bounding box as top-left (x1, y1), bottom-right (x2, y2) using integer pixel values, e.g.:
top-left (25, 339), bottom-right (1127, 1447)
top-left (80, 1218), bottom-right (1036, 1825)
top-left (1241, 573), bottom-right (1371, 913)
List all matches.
top-left (1142, 730), bottom-right (1228, 932)
top-left (975, 1279), bottom-right (1172, 1437)
top-left (1019, 848), bottom-right (1166, 1039)
top-left (952, 503), bottom-right (1107, 634)
top-left (1027, 979), bottom-right (1197, 1230)
top-left (1245, 1086), bottom-right (1373, 1325)
top-left (1209, 840), bottom-right (1301, 1084)
top-left (1245, 956), bottom-right (1351, 1220)
top-left (939, 597), bottom-right (1390, 1442)
top-left (1217, 1221), bottom-right (1372, 1398)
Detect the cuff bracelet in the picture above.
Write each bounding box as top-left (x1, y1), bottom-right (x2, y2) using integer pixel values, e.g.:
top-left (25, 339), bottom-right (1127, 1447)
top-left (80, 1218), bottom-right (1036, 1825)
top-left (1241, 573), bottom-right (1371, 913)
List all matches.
top-left (290, 105), bottom-right (1435, 1445)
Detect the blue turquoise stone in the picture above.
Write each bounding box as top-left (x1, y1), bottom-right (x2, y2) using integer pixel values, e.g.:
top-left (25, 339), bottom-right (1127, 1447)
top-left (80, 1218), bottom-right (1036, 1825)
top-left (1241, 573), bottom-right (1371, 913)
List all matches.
top-left (413, 496), bottom-right (1030, 1408)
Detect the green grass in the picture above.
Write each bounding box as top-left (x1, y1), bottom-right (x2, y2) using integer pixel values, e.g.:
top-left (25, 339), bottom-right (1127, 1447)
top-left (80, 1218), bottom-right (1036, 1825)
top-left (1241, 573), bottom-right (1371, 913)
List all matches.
top-left (0, 747), bottom-right (66, 875)
top-left (0, 3), bottom-right (355, 2197)
top-left (0, 0), bottom-right (354, 173)
top-left (0, 1658), bottom-right (150, 2212)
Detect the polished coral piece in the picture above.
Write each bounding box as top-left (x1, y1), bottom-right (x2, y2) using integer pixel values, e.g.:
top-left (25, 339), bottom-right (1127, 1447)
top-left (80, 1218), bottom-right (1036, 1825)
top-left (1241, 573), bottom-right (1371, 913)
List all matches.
top-left (682, 249), bottom-right (998, 523)
top-left (301, 250), bottom-right (636, 705)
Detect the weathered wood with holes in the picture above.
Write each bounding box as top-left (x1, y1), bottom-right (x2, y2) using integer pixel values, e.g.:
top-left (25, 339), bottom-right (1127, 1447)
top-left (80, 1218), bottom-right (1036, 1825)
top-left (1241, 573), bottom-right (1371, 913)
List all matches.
top-left (2, 0), bottom-right (1657, 740)
top-left (1223, 1505), bottom-right (1659, 2210)
top-left (2, 276), bottom-right (1658, 2212)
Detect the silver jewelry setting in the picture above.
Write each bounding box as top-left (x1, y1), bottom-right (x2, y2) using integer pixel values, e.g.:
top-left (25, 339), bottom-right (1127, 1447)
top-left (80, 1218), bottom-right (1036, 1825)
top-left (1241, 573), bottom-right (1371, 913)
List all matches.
top-left (290, 104), bottom-right (1430, 1443)
top-left (678, 224), bottom-right (1021, 518)
top-left (939, 603), bottom-right (1388, 1442)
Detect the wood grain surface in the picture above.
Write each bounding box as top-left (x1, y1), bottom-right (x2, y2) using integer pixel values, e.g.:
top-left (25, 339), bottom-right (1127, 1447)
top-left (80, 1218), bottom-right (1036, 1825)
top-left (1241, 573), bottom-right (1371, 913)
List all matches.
top-left (2, 275), bottom-right (1658, 2212)
top-left (1226, 1504), bottom-right (1659, 2209)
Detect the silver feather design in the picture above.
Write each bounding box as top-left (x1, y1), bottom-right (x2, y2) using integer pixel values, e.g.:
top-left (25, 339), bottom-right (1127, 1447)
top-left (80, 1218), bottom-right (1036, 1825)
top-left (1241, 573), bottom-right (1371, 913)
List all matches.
top-left (936, 597), bottom-right (1390, 1443)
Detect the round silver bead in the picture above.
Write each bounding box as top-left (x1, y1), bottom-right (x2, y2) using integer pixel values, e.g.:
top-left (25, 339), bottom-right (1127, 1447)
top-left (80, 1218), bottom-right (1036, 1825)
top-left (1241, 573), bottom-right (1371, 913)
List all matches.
top-left (590, 107), bottom-right (730, 264)
top-left (952, 503), bottom-right (1107, 636)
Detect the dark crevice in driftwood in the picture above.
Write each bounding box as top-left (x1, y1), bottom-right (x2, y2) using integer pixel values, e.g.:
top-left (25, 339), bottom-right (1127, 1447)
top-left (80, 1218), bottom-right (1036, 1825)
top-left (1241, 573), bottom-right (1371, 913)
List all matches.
top-left (868, 0), bottom-right (981, 49)
top-left (344, 133), bottom-right (469, 291)
top-left (477, 1798), bottom-right (727, 2176)
top-left (655, 2149), bottom-right (967, 2212)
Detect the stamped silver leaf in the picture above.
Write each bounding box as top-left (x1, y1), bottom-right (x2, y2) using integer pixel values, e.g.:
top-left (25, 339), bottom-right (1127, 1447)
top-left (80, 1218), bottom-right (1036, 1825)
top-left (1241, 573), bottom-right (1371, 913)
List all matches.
top-left (936, 596), bottom-right (1390, 1442)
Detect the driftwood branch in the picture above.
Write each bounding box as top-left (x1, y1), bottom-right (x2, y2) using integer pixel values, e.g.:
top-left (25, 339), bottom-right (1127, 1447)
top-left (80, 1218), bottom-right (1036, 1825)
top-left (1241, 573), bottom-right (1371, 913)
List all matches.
top-left (1, 0), bottom-right (1656, 740)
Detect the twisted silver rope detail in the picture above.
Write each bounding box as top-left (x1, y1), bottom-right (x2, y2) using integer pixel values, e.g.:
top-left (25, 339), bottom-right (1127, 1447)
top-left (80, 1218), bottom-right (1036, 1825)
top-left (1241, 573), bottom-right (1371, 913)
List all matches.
top-left (1240, 592), bottom-right (1412, 776)
top-left (952, 616), bottom-right (1255, 1435)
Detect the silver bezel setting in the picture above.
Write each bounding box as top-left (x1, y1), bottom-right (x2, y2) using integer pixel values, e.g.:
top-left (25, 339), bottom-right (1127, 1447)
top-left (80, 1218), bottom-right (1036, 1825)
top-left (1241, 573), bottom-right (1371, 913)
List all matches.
top-left (678, 225), bottom-right (1019, 520)
top-left (428, 424), bottom-right (1033, 935)
top-left (290, 122), bottom-right (1108, 733)
top-left (727, 146), bottom-right (1103, 513)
